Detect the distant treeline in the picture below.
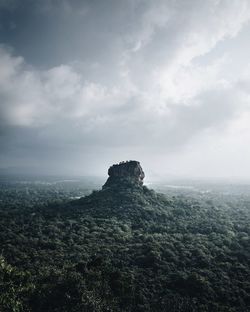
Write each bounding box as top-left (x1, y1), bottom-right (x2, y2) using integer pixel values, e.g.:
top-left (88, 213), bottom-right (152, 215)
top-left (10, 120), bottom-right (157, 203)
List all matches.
top-left (0, 179), bottom-right (249, 311)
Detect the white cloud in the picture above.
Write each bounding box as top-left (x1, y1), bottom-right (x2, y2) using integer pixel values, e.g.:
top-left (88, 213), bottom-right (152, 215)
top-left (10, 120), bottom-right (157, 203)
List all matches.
top-left (1, 0), bottom-right (250, 177)
top-left (122, 0), bottom-right (250, 106)
top-left (0, 48), bottom-right (136, 128)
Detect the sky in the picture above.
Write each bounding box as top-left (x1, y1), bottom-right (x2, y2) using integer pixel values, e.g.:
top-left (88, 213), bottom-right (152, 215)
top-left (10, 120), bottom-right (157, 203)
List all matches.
top-left (1, 0), bottom-right (250, 180)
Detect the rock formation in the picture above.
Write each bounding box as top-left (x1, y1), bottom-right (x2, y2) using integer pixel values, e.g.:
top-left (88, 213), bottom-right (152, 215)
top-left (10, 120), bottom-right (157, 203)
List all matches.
top-left (102, 160), bottom-right (145, 189)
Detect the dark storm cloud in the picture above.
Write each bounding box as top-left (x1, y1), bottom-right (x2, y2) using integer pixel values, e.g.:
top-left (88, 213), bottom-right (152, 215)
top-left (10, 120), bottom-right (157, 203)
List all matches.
top-left (0, 0), bottom-right (138, 68)
top-left (1, 0), bottom-right (250, 177)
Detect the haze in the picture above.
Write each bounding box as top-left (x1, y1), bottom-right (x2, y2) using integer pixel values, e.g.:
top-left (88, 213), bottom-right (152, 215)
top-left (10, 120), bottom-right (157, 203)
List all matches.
top-left (1, 0), bottom-right (250, 180)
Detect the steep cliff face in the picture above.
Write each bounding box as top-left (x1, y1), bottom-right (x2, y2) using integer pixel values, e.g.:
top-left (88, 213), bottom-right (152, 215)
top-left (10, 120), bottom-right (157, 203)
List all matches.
top-left (102, 160), bottom-right (145, 189)
top-left (75, 160), bottom-right (165, 220)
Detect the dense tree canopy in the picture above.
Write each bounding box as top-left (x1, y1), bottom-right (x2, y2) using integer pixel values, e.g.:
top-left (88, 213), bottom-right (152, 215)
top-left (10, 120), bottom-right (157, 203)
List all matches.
top-left (0, 177), bottom-right (249, 311)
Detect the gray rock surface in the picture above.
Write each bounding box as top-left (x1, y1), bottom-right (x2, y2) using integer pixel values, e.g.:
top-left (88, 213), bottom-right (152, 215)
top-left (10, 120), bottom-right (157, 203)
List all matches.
top-left (103, 160), bottom-right (145, 189)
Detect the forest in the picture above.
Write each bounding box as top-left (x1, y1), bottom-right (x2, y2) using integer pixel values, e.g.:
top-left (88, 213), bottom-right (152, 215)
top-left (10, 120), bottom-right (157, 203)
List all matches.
top-left (0, 175), bottom-right (249, 311)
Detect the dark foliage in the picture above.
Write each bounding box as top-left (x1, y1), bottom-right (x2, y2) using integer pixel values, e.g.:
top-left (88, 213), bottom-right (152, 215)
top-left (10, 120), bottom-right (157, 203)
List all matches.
top-left (0, 177), bottom-right (249, 311)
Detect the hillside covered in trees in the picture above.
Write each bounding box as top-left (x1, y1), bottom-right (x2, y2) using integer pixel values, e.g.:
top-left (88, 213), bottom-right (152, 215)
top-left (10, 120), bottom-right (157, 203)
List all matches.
top-left (0, 161), bottom-right (250, 311)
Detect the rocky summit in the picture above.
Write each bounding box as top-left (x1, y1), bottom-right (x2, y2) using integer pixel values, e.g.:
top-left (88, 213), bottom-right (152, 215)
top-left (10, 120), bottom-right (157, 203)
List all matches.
top-left (102, 160), bottom-right (145, 189)
top-left (75, 160), bottom-right (164, 220)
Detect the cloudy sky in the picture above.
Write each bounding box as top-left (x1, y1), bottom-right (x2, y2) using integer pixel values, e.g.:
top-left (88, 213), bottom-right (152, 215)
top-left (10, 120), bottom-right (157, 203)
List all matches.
top-left (1, 0), bottom-right (250, 179)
